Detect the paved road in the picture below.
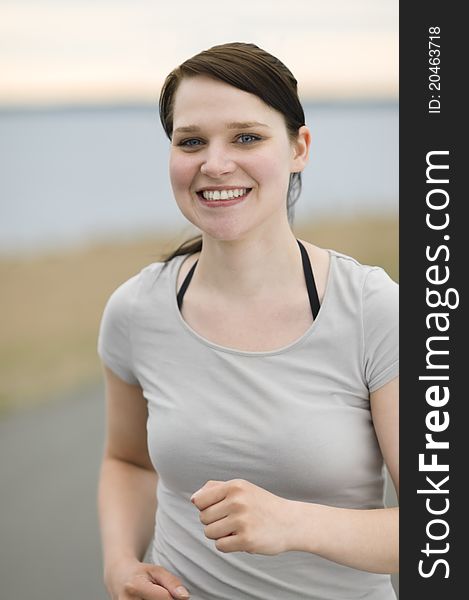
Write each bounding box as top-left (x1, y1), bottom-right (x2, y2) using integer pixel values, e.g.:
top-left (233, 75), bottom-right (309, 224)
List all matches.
top-left (0, 386), bottom-right (398, 599)
top-left (0, 385), bottom-right (108, 600)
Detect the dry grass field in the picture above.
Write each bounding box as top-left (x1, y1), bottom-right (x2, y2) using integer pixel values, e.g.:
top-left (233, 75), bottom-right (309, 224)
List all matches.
top-left (0, 216), bottom-right (398, 415)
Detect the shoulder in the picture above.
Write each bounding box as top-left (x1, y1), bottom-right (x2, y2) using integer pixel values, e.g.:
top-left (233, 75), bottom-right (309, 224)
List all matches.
top-left (97, 260), bottom-right (177, 383)
top-left (328, 248), bottom-right (398, 297)
top-left (325, 249), bottom-right (398, 349)
top-left (100, 259), bottom-right (175, 324)
top-left (296, 242), bottom-right (398, 306)
top-left (327, 253), bottom-right (400, 392)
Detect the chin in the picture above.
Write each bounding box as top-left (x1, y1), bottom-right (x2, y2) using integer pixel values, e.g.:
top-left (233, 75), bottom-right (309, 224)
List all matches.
top-left (202, 226), bottom-right (249, 243)
top-left (181, 212), bottom-right (253, 243)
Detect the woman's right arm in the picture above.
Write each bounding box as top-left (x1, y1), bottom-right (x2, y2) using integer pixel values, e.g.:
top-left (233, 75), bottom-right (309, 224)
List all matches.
top-left (98, 365), bottom-right (191, 600)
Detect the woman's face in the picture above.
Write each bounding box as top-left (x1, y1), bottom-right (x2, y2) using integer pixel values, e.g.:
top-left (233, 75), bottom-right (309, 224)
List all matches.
top-left (169, 76), bottom-right (309, 242)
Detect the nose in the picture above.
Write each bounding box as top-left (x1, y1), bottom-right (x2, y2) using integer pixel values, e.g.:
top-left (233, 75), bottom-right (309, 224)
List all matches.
top-left (200, 143), bottom-right (236, 178)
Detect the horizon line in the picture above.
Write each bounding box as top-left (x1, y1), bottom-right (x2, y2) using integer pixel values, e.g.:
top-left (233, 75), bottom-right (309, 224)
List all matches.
top-left (0, 96), bottom-right (399, 114)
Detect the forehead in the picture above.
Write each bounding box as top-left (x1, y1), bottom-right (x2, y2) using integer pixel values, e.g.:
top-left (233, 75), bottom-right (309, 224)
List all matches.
top-left (171, 76), bottom-right (285, 129)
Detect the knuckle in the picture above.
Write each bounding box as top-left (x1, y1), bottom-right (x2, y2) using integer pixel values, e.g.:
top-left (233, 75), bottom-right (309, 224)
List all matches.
top-left (229, 498), bottom-right (246, 512)
top-left (232, 497), bottom-right (243, 508)
top-left (123, 580), bottom-right (138, 595)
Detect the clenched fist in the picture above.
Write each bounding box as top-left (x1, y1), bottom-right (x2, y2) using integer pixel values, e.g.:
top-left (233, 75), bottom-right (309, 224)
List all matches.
top-left (190, 479), bottom-right (295, 555)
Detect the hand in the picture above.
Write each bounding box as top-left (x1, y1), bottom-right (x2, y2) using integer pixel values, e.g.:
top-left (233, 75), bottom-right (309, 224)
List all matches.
top-left (191, 479), bottom-right (293, 555)
top-left (104, 556), bottom-right (191, 599)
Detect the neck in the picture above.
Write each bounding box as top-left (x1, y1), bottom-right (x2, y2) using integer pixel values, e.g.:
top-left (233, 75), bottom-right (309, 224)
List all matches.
top-left (195, 224), bottom-right (304, 300)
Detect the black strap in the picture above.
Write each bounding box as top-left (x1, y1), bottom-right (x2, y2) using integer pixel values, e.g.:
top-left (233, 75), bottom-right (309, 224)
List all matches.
top-left (177, 259), bottom-right (198, 310)
top-left (177, 240), bottom-right (321, 319)
top-left (297, 239), bottom-right (321, 320)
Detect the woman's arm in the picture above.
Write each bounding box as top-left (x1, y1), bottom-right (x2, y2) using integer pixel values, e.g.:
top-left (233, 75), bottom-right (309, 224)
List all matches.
top-left (191, 377), bottom-right (399, 574)
top-left (98, 366), bottom-right (191, 599)
top-left (281, 375), bottom-right (399, 573)
top-left (98, 366), bottom-right (157, 572)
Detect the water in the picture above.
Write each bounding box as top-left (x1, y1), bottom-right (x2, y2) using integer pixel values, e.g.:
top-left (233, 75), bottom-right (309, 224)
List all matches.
top-left (0, 102), bottom-right (398, 254)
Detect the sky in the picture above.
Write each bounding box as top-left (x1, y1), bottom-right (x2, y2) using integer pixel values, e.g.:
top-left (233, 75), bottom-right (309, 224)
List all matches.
top-left (0, 0), bottom-right (398, 105)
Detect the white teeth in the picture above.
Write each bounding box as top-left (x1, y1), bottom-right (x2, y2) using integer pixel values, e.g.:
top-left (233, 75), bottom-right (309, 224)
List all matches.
top-left (201, 188), bottom-right (247, 201)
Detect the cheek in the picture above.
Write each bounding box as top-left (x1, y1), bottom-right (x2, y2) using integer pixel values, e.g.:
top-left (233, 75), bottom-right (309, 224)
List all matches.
top-left (251, 147), bottom-right (291, 188)
top-left (169, 153), bottom-right (196, 193)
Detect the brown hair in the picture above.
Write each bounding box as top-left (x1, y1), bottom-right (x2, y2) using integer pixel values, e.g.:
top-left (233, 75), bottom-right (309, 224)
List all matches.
top-left (159, 42), bottom-right (306, 262)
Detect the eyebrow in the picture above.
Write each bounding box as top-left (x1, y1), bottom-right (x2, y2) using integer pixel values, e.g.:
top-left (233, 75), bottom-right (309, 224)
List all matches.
top-left (173, 121), bottom-right (270, 134)
top-left (226, 121), bottom-right (270, 129)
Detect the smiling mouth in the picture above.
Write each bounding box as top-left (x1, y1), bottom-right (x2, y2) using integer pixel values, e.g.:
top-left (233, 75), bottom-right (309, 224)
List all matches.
top-left (196, 188), bottom-right (252, 201)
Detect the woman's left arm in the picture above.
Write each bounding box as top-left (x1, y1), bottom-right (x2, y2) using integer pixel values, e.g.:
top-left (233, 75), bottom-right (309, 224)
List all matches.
top-left (286, 376), bottom-right (399, 573)
top-left (192, 377), bottom-right (399, 573)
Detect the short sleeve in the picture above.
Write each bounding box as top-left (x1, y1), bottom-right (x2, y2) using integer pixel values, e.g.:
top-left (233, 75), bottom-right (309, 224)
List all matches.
top-left (97, 275), bottom-right (140, 385)
top-left (362, 268), bottom-right (399, 393)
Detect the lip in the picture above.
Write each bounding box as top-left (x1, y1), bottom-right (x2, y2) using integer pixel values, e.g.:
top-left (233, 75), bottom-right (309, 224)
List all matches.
top-left (196, 188), bottom-right (252, 207)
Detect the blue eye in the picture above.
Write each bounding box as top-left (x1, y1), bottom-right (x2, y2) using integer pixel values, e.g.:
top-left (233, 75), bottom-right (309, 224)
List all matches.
top-left (237, 134), bottom-right (260, 144)
top-left (179, 138), bottom-right (203, 147)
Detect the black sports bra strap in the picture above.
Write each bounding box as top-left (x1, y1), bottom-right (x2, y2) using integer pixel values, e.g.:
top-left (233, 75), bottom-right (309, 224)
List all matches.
top-left (177, 240), bottom-right (321, 319)
top-left (177, 259), bottom-right (198, 310)
top-left (297, 239), bottom-right (321, 320)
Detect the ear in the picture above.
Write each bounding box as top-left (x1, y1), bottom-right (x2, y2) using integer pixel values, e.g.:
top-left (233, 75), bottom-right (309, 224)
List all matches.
top-left (290, 125), bottom-right (311, 173)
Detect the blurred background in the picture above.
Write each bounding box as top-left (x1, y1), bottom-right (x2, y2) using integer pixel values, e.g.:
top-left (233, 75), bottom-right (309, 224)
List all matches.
top-left (0, 0), bottom-right (399, 598)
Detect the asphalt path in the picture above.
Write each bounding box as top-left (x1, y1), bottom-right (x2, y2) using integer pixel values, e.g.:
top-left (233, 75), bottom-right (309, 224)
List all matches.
top-left (0, 385), bottom-right (108, 600)
top-left (0, 386), bottom-right (398, 599)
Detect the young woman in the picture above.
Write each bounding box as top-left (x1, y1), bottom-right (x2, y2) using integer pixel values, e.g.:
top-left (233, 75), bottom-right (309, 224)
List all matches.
top-left (98, 42), bottom-right (399, 600)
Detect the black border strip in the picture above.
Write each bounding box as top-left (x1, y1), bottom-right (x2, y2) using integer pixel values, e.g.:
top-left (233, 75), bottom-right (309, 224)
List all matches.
top-left (400, 1), bottom-right (463, 595)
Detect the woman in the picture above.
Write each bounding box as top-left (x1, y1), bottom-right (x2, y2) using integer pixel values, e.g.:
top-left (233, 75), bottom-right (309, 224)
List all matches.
top-left (98, 42), bottom-right (399, 600)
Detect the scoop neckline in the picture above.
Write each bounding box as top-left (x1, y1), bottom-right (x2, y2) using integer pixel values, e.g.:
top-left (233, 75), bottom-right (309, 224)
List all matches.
top-left (170, 248), bottom-right (335, 357)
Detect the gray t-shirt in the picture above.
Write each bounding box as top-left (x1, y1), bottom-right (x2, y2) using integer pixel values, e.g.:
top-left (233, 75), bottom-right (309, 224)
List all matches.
top-left (98, 249), bottom-right (399, 600)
